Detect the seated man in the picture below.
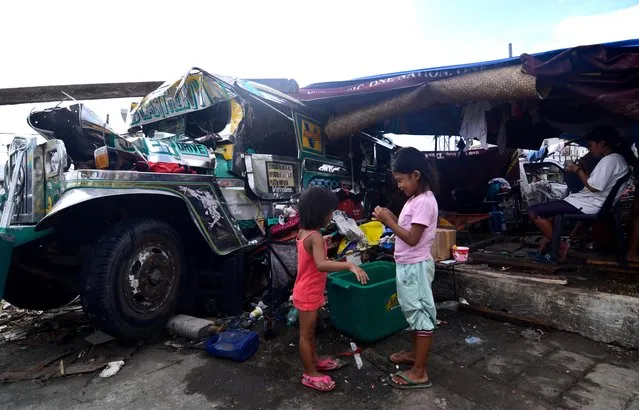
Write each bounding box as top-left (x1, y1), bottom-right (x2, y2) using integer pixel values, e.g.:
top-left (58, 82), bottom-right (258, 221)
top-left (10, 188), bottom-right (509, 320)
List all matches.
top-left (527, 127), bottom-right (630, 261)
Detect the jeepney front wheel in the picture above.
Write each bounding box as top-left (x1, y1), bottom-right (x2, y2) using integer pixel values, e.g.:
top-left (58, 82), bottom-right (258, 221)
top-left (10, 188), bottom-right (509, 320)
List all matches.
top-left (82, 218), bottom-right (185, 340)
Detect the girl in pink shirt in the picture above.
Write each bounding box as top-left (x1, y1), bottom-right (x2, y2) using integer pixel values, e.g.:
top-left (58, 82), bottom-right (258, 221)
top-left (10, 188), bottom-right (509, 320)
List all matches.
top-left (373, 147), bottom-right (439, 389)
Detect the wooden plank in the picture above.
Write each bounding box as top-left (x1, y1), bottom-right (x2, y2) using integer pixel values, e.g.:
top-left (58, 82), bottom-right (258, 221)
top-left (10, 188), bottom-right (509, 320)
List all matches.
top-left (455, 264), bottom-right (568, 285)
top-left (587, 258), bottom-right (639, 267)
top-left (0, 78), bottom-right (300, 106)
top-left (0, 82), bottom-right (164, 105)
top-left (0, 349), bottom-right (74, 382)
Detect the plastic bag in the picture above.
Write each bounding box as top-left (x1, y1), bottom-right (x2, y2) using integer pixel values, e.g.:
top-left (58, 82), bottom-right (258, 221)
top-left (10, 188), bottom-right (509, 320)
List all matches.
top-left (332, 210), bottom-right (366, 243)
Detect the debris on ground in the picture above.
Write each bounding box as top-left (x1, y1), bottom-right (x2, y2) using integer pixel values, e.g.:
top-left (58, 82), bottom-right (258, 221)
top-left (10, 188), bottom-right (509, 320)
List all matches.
top-left (465, 336), bottom-right (482, 345)
top-left (520, 329), bottom-right (544, 341)
top-left (436, 301), bottom-right (460, 311)
top-left (99, 361), bottom-right (125, 378)
top-left (0, 349), bottom-right (75, 382)
top-left (351, 342), bottom-right (364, 369)
top-left (85, 331), bottom-right (115, 346)
top-left (164, 341), bottom-right (186, 350)
top-left (3, 329), bottom-right (28, 341)
top-left (166, 314), bottom-right (220, 340)
top-left (0, 299), bottom-right (140, 382)
top-left (360, 348), bottom-right (394, 373)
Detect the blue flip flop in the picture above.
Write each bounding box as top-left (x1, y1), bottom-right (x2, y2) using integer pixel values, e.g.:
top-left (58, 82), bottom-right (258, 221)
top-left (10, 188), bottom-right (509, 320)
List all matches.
top-left (527, 251), bottom-right (551, 263)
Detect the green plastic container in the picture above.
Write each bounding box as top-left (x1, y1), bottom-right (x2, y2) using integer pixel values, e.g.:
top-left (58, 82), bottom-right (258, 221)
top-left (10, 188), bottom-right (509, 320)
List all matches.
top-left (327, 261), bottom-right (408, 343)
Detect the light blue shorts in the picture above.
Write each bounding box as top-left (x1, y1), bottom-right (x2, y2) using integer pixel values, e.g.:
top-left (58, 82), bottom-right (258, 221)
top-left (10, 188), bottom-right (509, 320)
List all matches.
top-left (396, 259), bottom-right (437, 332)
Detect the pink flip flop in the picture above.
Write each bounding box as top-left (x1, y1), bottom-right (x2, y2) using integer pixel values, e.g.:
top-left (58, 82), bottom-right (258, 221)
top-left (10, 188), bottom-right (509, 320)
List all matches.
top-left (302, 373), bottom-right (335, 392)
top-left (316, 357), bottom-right (348, 371)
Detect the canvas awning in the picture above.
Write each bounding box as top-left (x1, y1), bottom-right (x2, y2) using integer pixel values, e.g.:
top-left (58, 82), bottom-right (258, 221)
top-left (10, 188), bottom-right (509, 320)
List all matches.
top-left (292, 39), bottom-right (639, 140)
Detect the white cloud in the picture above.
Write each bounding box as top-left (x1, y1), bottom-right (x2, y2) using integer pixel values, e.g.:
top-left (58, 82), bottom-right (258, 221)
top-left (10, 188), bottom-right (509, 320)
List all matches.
top-left (529, 4), bottom-right (639, 52)
top-left (0, 0), bottom-right (428, 133)
top-left (1, 1), bottom-right (638, 136)
top-left (0, 0), bottom-right (425, 88)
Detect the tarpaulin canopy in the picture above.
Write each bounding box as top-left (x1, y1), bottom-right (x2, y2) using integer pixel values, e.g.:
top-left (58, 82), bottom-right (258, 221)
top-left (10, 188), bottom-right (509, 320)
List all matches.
top-left (296, 39), bottom-right (639, 102)
top-left (292, 39), bottom-right (639, 140)
top-left (522, 39), bottom-right (639, 122)
top-left (296, 57), bottom-right (527, 102)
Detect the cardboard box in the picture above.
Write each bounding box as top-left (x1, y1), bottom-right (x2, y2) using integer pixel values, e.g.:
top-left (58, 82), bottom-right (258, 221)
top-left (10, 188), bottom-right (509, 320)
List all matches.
top-left (432, 228), bottom-right (456, 261)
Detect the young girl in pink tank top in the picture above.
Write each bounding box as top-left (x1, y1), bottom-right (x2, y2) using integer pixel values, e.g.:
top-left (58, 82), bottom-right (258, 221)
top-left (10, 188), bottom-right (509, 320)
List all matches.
top-left (293, 186), bottom-right (368, 392)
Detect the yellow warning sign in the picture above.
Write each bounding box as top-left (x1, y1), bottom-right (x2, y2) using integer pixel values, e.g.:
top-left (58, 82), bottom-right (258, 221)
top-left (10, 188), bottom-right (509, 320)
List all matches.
top-left (300, 119), bottom-right (322, 152)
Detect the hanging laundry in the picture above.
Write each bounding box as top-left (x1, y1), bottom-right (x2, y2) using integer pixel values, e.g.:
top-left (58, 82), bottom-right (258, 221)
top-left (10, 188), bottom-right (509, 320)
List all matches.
top-left (497, 107), bottom-right (510, 154)
top-left (459, 102), bottom-right (491, 149)
top-left (526, 146), bottom-right (549, 162)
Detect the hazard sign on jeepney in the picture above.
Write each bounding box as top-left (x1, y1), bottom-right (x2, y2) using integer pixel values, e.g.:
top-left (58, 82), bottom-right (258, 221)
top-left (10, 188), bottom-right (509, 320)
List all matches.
top-left (293, 112), bottom-right (324, 155)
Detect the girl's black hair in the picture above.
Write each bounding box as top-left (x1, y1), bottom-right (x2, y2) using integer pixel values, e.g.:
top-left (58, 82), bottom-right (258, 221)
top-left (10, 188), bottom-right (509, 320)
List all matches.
top-left (586, 126), bottom-right (639, 167)
top-left (298, 186), bottom-right (339, 230)
top-left (391, 147), bottom-right (440, 195)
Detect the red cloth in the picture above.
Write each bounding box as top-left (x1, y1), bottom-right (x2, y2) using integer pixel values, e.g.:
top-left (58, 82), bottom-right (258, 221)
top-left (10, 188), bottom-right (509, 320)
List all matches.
top-left (292, 231), bottom-right (328, 312)
top-left (137, 161), bottom-right (196, 174)
top-left (337, 197), bottom-right (364, 220)
top-left (270, 215), bottom-right (300, 236)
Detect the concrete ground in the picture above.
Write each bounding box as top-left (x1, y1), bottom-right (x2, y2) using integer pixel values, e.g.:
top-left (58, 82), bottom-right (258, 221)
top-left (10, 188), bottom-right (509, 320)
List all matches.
top-left (0, 311), bottom-right (637, 410)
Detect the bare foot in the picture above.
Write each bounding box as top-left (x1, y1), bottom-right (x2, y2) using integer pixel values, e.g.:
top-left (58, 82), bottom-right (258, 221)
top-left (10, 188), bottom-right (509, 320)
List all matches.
top-left (390, 369), bottom-right (429, 385)
top-left (538, 237), bottom-right (550, 254)
top-left (390, 350), bottom-right (416, 364)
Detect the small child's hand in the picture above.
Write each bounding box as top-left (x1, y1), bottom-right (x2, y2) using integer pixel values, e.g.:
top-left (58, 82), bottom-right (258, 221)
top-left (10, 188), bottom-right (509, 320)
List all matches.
top-left (349, 264), bottom-right (369, 284)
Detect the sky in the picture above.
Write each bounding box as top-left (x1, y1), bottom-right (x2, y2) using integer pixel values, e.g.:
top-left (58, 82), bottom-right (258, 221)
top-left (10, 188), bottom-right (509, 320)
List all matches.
top-left (1, 0), bottom-right (639, 145)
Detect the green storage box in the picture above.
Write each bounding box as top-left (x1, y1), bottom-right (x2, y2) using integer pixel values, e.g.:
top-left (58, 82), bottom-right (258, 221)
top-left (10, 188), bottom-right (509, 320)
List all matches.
top-left (327, 261), bottom-right (408, 343)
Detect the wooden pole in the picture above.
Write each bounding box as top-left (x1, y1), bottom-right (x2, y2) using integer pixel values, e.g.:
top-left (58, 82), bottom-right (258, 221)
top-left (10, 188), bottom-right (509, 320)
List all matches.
top-left (0, 78), bottom-right (298, 106)
top-left (0, 81), bottom-right (163, 106)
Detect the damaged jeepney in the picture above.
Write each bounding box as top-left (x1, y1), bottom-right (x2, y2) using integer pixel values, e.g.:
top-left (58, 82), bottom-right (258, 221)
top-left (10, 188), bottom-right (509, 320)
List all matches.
top-left (0, 68), bottom-right (392, 339)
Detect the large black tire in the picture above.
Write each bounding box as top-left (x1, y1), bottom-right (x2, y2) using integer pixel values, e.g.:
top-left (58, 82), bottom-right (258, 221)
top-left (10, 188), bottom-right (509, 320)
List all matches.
top-left (4, 268), bottom-right (78, 310)
top-left (81, 218), bottom-right (185, 340)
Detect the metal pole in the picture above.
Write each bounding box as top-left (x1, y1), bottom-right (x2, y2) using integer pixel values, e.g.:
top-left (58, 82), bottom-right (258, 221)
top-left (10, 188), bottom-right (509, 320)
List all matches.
top-left (508, 43), bottom-right (513, 58)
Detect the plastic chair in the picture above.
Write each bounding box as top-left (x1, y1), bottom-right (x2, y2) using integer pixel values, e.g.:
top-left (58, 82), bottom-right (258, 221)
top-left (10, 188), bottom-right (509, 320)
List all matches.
top-left (550, 172), bottom-right (631, 265)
